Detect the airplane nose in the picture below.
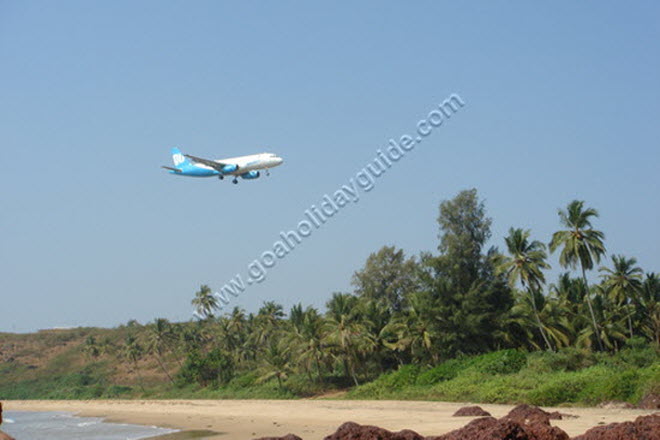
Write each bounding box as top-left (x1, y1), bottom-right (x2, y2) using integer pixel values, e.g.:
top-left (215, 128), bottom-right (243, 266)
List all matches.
top-left (276, 157), bottom-right (284, 165)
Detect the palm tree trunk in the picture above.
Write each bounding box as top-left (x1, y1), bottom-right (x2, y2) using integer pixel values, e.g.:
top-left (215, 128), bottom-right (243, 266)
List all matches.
top-left (343, 357), bottom-right (359, 386)
top-left (528, 288), bottom-right (553, 351)
top-left (581, 267), bottom-right (605, 351)
top-left (133, 360), bottom-right (146, 393)
top-left (166, 342), bottom-right (184, 368)
top-left (628, 314), bottom-right (634, 339)
top-left (314, 353), bottom-right (324, 383)
top-left (155, 352), bottom-right (175, 383)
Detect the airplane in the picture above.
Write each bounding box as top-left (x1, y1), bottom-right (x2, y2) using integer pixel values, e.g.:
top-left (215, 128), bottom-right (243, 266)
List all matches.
top-left (162, 147), bottom-right (284, 184)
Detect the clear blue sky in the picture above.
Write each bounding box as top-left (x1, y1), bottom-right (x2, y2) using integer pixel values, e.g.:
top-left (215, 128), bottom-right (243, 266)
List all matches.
top-left (1, 2), bottom-right (658, 332)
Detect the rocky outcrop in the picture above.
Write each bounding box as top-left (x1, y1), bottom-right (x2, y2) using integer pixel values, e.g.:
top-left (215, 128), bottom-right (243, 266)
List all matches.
top-left (429, 406), bottom-right (570, 440)
top-left (506, 404), bottom-right (555, 424)
top-left (254, 405), bottom-right (659, 440)
top-left (453, 406), bottom-right (492, 417)
top-left (426, 416), bottom-right (529, 440)
top-left (320, 407), bottom-right (570, 440)
top-left (322, 422), bottom-right (424, 440)
top-left (572, 413), bottom-right (660, 440)
top-left (254, 435), bottom-right (303, 440)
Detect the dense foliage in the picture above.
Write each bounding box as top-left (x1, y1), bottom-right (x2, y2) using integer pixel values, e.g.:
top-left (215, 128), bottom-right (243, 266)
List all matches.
top-left (1, 189), bottom-right (657, 404)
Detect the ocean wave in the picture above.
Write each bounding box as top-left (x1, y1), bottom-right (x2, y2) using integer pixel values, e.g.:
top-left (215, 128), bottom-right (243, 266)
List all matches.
top-left (3, 418), bottom-right (15, 424)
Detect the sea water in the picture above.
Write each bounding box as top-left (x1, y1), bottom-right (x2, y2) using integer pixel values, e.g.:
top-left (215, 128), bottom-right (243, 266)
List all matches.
top-left (2, 411), bottom-right (178, 440)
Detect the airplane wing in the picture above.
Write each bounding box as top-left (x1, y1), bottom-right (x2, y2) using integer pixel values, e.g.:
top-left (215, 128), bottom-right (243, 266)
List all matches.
top-left (161, 166), bottom-right (182, 172)
top-left (184, 154), bottom-right (236, 172)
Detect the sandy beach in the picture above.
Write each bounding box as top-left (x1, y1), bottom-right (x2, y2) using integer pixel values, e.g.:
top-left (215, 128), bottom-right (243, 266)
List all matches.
top-left (5, 399), bottom-right (657, 439)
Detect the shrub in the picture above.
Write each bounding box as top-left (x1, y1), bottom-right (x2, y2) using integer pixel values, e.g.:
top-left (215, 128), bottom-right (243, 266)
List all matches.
top-left (471, 349), bottom-right (527, 375)
top-left (416, 358), bottom-right (466, 385)
top-left (528, 370), bottom-right (593, 405)
top-left (612, 344), bottom-right (659, 369)
top-left (527, 347), bottom-right (597, 373)
top-left (177, 348), bottom-right (234, 388)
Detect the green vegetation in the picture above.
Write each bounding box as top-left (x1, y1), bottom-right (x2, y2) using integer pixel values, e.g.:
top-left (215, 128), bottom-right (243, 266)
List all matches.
top-left (348, 346), bottom-right (659, 405)
top-left (1, 189), bottom-right (658, 405)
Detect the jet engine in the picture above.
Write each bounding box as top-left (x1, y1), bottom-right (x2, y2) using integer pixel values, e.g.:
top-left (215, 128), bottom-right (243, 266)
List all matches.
top-left (240, 171), bottom-right (261, 179)
top-left (222, 164), bottom-right (239, 173)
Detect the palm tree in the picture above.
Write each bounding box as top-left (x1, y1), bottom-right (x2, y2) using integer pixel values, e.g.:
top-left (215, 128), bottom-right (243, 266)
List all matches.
top-left (496, 228), bottom-right (553, 351)
top-left (145, 318), bottom-right (175, 383)
top-left (123, 335), bottom-right (146, 392)
top-left (549, 200), bottom-right (606, 351)
top-left (287, 305), bottom-right (327, 382)
top-left (191, 285), bottom-right (218, 320)
top-left (599, 255), bottom-right (643, 338)
top-left (576, 287), bottom-right (628, 351)
top-left (83, 335), bottom-right (100, 360)
top-left (384, 290), bottom-right (440, 364)
top-left (96, 336), bottom-right (115, 357)
top-left (639, 273), bottom-right (660, 344)
top-left (323, 296), bottom-right (374, 386)
top-left (257, 339), bottom-right (292, 389)
top-left (251, 301), bottom-right (285, 345)
top-left (549, 274), bottom-right (589, 346)
top-left (325, 293), bottom-right (359, 322)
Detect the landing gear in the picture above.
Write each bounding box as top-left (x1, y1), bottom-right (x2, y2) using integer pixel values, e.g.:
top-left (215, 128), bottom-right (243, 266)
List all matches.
top-left (266, 169), bottom-right (270, 176)
top-left (232, 178), bottom-right (238, 184)
top-left (218, 175), bottom-right (224, 180)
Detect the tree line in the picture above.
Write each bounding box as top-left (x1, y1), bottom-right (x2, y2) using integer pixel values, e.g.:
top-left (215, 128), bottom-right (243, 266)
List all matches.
top-left (89, 189), bottom-right (659, 390)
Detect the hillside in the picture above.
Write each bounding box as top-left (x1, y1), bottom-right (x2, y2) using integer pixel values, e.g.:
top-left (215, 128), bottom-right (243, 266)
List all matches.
top-left (1, 325), bottom-right (658, 406)
top-left (0, 325), bottom-right (174, 399)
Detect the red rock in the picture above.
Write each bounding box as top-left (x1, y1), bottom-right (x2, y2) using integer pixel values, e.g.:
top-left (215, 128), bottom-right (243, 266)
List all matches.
top-left (395, 429), bottom-right (425, 440)
top-left (453, 406), bottom-right (492, 417)
top-left (254, 435), bottom-right (303, 440)
top-left (572, 413), bottom-right (660, 440)
top-left (426, 416), bottom-right (529, 440)
top-left (323, 422), bottom-right (424, 440)
top-left (548, 412), bottom-right (578, 420)
top-left (0, 432), bottom-right (14, 440)
top-left (506, 404), bottom-right (552, 425)
top-left (637, 393), bottom-right (660, 410)
top-left (427, 412), bottom-right (569, 440)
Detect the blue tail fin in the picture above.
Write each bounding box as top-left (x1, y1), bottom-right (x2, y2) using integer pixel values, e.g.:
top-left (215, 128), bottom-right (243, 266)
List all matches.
top-left (171, 147), bottom-right (191, 168)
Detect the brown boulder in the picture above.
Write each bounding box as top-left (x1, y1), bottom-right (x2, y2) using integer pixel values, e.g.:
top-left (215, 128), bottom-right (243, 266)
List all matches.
top-left (572, 413), bottom-right (660, 440)
top-left (323, 422), bottom-right (389, 440)
top-left (428, 412), bottom-right (569, 440)
top-left (396, 430), bottom-right (426, 440)
top-left (506, 404), bottom-right (553, 425)
top-left (637, 393), bottom-right (660, 410)
top-left (426, 416), bottom-right (529, 440)
top-left (453, 406), bottom-right (492, 417)
top-left (254, 435), bottom-right (303, 440)
top-left (548, 412), bottom-right (578, 420)
top-left (323, 422), bottom-right (424, 440)
top-left (0, 431), bottom-right (15, 440)
top-left (503, 405), bottom-right (569, 440)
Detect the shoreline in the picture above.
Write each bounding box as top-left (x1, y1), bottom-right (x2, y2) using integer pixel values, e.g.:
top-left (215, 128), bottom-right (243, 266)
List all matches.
top-left (5, 399), bottom-right (657, 440)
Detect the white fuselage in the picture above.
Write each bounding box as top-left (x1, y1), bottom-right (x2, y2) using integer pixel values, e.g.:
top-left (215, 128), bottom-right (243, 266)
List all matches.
top-left (195, 153), bottom-right (284, 175)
